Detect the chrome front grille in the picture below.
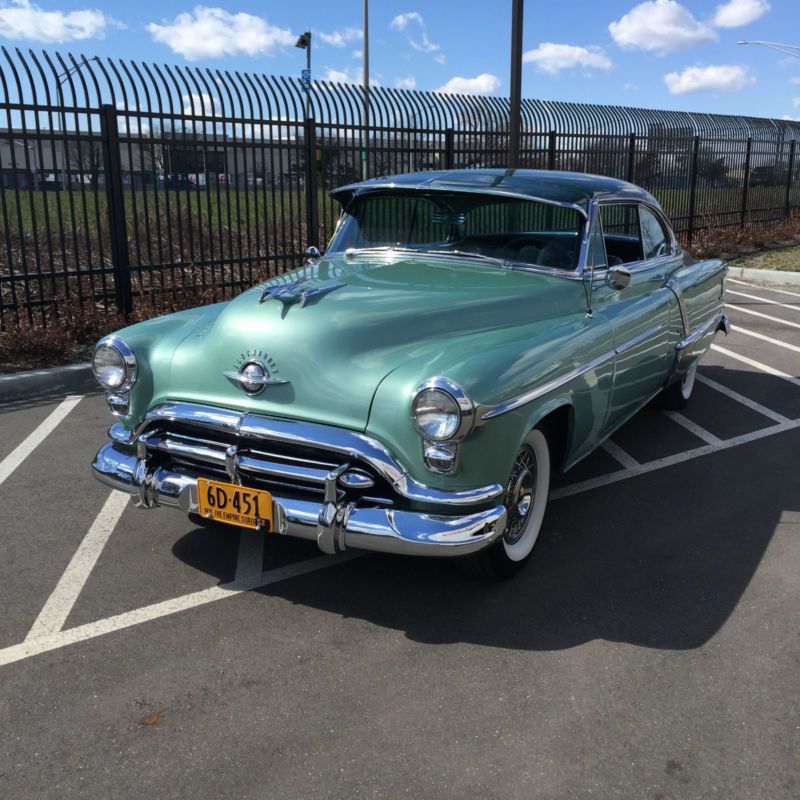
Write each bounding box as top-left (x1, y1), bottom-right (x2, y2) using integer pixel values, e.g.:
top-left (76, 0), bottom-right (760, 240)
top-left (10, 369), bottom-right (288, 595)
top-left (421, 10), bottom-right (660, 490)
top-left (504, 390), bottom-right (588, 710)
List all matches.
top-left (138, 424), bottom-right (386, 501)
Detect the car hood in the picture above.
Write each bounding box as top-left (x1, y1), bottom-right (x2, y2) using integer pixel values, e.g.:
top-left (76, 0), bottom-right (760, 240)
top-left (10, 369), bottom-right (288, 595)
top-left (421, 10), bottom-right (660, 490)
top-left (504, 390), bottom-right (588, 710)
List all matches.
top-left (167, 254), bottom-right (581, 430)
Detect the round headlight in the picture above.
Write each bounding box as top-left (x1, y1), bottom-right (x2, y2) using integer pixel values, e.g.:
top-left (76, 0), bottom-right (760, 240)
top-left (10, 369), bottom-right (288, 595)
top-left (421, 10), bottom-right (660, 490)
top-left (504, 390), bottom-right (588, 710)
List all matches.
top-left (92, 337), bottom-right (135, 390)
top-left (412, 388), bottom-right (461, 441)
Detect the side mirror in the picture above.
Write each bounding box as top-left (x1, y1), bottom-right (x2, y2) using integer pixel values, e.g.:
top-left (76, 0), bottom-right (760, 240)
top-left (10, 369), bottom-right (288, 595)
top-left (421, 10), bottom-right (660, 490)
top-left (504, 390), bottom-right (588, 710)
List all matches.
top-left (607, 266), bottom-right (631, 290)
top-left (306, 246), bottom-right (321, 260)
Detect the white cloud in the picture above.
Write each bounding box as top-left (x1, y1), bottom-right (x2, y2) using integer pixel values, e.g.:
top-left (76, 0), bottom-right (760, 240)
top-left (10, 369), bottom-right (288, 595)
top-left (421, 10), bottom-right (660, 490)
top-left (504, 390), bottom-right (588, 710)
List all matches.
top-left (664, 64), bottom-right (755, 94)
top-left (394, 76), bottom-right (416, 90)
top-left (523, 42), bottom-right (613, 75)
top-left (390, 11), bottom-right (422, 31)
top-left (623, 82), bottom-right (639, 91)
top-left (390, 11), bottom-right (440, 55)
top-left (322, 66), bottom-right (380, 87)
top-left (609, 0), bottom-right (716, 54)
top-left (790, 76), bottom-right (800, 84)
top-left (436, 73), bottom-right (500, 95)
top-left (712, 0), bottom-right (770, 28)
top-left (147, 7), bottom-right (294, 60)
top-left (793, 97), bottom-right (800, 108)
top-left (318, 26), bottom-right (361, 47)
top-left (0, 0), bottom-right (114, 42)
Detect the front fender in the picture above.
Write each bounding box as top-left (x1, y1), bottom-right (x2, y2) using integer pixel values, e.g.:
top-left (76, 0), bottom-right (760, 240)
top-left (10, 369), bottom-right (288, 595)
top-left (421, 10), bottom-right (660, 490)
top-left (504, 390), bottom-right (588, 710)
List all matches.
top-left (366, 313), bottom-right (615, 492)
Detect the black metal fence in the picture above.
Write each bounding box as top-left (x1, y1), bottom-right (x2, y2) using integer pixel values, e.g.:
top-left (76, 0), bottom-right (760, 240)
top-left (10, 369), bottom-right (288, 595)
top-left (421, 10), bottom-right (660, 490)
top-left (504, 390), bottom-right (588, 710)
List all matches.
top-left (3, 46), bottom-right (800, 325)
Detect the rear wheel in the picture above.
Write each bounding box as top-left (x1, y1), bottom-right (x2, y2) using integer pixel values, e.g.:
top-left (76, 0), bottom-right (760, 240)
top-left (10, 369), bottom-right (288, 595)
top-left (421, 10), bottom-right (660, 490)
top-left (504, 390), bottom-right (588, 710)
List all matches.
top-left (655, 362), bottom-right (697, 411)
top-left (459, 428), bottom-right (551, 579)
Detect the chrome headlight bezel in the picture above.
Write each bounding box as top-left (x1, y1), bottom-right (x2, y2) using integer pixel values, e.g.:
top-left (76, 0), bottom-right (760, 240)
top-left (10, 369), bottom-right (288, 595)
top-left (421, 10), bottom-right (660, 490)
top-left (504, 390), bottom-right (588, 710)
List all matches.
top-left (411, 378), bottom-right (475, 443)
top-left (92, 335), bottom-right (136, 392)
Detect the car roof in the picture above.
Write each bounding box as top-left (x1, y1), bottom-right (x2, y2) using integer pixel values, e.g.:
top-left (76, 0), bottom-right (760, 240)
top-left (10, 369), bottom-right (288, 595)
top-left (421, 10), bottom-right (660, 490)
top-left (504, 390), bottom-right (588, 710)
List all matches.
top-left (330, 169), bottom-right (661, 212)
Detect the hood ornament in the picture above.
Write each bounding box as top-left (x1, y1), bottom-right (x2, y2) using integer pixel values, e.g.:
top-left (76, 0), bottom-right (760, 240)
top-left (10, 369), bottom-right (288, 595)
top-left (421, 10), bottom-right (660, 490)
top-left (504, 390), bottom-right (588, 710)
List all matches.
top-left (259, 278), bottom-right (345, 308)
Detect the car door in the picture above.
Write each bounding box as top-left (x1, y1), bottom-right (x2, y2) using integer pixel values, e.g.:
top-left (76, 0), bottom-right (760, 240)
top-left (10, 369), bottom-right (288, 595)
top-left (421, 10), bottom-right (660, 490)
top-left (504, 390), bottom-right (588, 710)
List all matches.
top-left (593, 202), bottom-right (679, 430)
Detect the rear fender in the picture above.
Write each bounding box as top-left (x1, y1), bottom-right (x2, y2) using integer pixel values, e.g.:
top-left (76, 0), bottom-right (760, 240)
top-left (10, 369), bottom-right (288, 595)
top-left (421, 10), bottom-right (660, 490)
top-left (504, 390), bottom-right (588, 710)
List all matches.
top-left (666, 258), bottom-right (727, 377)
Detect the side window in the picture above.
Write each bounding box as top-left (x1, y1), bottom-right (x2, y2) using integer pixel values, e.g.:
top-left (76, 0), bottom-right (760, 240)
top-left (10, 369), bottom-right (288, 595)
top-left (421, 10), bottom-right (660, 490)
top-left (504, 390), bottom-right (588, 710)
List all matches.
top-left (586, 213), bottom-right (607, 270)
top-left (600, 204), bottom-right (644, 266)
top-left (639, 206), bottom-right (670, 259)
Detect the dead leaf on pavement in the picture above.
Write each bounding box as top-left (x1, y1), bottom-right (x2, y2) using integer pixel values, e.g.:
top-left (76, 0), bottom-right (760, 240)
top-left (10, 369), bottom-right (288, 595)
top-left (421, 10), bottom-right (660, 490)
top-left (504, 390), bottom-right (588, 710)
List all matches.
top-left (136, 710), bottom-right (160, 726)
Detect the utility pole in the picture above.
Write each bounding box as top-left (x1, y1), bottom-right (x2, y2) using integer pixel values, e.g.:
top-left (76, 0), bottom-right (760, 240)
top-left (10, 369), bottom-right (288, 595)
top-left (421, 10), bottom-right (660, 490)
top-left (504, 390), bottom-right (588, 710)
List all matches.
top-left (362, 0), bottom-right (370, 179)
top-left (508, 0), bottom-right (524, 169)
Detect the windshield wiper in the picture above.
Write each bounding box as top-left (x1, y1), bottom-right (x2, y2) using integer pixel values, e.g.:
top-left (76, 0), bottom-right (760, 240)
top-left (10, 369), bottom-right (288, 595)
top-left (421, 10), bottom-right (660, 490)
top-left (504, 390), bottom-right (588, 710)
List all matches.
top-left (419, 249), bottom-right (512, 268)
top-left (343, 246), bottom-right (420, 257)
top-left (341, 246), bottom-right (514, 269)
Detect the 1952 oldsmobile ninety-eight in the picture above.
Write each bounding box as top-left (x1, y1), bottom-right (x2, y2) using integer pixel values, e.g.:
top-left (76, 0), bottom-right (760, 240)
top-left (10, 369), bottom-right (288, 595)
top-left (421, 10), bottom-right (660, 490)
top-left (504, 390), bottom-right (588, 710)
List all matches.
top-left (92, 170), bottom-right (728, 578)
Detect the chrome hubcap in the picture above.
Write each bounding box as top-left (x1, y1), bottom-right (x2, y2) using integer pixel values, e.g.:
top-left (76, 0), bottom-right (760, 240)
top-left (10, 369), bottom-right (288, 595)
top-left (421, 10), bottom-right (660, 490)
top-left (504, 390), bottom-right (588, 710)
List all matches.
top-left (504, 447), bottom-right (536, 546)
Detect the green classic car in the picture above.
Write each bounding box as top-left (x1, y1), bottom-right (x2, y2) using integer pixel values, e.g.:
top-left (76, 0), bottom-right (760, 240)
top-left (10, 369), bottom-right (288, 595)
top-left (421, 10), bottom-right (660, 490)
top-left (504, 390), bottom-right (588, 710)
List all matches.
top-left (92, 169), bottom-right (728, 578)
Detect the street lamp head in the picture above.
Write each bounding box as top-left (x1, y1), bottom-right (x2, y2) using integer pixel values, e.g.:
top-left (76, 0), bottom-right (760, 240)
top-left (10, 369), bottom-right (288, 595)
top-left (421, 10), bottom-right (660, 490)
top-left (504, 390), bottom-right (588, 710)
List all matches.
top-left (295, 32), bottom-right (311, 50)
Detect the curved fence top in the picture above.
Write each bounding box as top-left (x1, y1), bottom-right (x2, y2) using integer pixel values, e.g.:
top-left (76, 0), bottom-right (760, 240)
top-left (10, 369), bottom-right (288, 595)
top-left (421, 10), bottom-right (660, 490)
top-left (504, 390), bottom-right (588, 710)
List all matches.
top-left (2, 46), bottom-right (799, 142)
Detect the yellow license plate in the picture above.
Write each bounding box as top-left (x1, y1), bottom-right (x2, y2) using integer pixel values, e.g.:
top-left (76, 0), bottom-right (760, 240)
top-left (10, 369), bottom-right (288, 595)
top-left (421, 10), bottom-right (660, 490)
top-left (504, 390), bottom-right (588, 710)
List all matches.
top-left (197, 478), bottom-right (274, 531)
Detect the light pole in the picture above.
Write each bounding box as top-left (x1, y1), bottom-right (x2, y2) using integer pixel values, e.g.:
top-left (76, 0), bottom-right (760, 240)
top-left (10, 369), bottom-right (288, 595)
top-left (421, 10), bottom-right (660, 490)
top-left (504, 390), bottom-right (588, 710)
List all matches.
top-left (362, 0), bottom-right (370, 180)
top-left (54, 56), bottom-right (100, 190)
top-left (738, 40), bottom-right (800, 59)
top-left (295, 31), bottom-right (312, 120)
top-left (509, 0), bottom-right (524, 169)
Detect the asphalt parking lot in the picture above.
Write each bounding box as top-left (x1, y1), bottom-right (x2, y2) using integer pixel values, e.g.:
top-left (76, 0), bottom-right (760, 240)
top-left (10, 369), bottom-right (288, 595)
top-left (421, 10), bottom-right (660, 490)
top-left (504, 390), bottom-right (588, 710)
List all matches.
top-left (1, 275), bottom-right (799, 799)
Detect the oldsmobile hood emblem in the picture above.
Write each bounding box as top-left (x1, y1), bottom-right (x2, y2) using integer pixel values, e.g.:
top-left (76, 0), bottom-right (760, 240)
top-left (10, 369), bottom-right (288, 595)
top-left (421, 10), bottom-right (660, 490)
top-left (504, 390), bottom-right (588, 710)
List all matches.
top-left (223, 350), bottom-right (289, 395)
top-left (259, 277), bottom-right (345, 308)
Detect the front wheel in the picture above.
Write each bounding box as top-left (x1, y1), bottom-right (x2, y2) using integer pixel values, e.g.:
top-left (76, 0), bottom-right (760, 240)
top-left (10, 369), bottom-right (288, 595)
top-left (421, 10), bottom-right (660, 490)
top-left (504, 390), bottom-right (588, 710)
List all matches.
top-left (459, 428), bottom-right (551, 579)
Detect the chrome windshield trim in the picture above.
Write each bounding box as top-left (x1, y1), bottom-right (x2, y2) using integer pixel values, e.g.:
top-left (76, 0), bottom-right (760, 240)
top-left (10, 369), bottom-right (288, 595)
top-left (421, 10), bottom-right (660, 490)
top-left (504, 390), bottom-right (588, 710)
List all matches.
top-left (480, 349), bottom-right (616, 421)
top-left (334, 184), bottom-right (588, 217)
top-left (128, 402), bottom-right (503, 506)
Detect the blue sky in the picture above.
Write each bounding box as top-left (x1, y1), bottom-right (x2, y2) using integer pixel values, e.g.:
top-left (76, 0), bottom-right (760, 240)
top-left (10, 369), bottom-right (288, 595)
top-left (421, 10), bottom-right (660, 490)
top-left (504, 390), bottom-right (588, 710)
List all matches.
top-left (1, 0), bottom-right (799, 119)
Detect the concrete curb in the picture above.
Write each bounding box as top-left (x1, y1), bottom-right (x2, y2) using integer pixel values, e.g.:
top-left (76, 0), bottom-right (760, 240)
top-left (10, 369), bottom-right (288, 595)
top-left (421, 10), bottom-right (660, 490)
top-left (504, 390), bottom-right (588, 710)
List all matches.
top-left (0, 362), bottom-right (96, 403)
top-left (727, 266), bottom-right (800, 286)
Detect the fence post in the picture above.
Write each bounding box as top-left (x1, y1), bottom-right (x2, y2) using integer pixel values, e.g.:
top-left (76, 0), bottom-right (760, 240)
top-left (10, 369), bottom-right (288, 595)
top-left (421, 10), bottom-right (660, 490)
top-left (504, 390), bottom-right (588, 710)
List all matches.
top-left (626, 132), bottom-right (636, 182)
top-left (741, 137), bottom-right (752, 229)
top-left (784, 139), bottom-right (796, 219)
top-left (304, 117), bottom-right (319, 250)
top-left (444, 128), bottom-right (455, 169)
top-left (547, 131), bottom-right (557, 170)
top-left (100, 104), bottom-right (132, 315)
top-left (687, 136), bottom-right (700, 245)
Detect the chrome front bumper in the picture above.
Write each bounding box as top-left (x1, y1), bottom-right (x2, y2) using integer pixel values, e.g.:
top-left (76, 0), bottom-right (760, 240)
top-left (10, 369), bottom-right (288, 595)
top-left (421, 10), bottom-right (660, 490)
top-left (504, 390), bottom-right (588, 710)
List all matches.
top-left (92, 442), bottom-right (507, 558)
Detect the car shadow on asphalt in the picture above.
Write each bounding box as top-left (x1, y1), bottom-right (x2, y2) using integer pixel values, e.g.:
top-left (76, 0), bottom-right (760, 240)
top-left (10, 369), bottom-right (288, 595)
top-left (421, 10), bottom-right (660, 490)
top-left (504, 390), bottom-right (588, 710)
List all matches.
top-left (165, 363), bottom-right (800, 651)
top-left (169, 422), bottom-right (799, 652)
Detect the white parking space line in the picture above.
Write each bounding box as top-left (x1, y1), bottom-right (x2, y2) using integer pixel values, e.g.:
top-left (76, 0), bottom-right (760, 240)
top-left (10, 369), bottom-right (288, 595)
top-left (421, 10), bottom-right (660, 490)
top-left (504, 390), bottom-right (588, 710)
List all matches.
top-left (727, 303), bottom-right (800, 331)
top-left (552, 418), bottom-right (800, 500)
top-left (696, 374), bottom-right (791, 424)
top-left (0, 553), bottom-right (362, 669)
top-left (731, 324), bottom-right (800, 355)
top-left (710, 344), bottom-right (800, 388)
top-left (0, 395), bottom-right (83, 487)
top-left (662, 411), bottom-right (722, 445)
top-left (601, 440), bottom-right (639, 469)
top-left (25, 491), bottom-right (131, 641)
top-left (728, 277), bottom-right (800, 299)
top-left (727, 289), bottom-right (800, 314)
top-left (235, 529), bottom-right (265, 581)
top-left (2, 403), bottom-right (799, 669)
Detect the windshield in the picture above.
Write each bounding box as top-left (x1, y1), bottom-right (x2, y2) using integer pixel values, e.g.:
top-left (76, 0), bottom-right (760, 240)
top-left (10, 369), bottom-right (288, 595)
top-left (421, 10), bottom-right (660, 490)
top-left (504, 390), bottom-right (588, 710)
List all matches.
top-left (327, 190), bottom-right (585, 271)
